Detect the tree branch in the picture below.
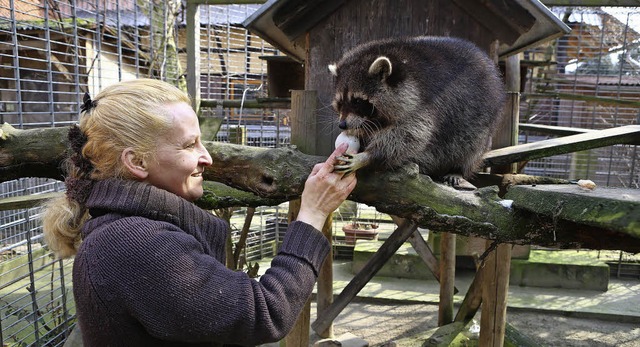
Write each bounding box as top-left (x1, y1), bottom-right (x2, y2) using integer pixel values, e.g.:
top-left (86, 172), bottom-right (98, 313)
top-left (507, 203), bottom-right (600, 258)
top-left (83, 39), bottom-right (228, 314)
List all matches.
top-left (1, 124), bottom-right (638, 252)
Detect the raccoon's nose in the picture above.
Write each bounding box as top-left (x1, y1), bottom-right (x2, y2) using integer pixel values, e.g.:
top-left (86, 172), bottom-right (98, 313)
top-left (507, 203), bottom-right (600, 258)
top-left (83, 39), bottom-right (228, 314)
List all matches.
top-left (338, 120), bottom-right (347, 130)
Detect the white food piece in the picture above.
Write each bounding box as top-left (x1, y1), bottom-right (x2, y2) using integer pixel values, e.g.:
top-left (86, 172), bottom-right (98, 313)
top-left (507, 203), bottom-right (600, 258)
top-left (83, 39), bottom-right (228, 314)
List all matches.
top-left (498, 199), bottom-right (514, 209)
top-left (335, 132), bottom-right (360, 155)
top-left (577, 179), bottom-right (596, 190)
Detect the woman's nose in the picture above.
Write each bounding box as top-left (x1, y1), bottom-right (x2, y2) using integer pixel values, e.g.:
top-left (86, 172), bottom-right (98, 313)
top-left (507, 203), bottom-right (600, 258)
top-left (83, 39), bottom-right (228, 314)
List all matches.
top-left (199, 145), bottom-right (213, 166)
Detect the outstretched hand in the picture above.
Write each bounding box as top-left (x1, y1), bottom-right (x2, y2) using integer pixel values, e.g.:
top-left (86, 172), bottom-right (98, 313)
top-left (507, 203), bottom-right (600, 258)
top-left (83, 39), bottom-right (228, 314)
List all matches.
top-left (297, 143), bottom-right (357, 231)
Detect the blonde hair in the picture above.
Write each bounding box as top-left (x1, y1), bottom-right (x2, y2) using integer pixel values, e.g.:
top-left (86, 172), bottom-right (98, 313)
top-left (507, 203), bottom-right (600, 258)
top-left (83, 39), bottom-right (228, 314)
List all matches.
top-left (42, 79), bottom-right (191, 258)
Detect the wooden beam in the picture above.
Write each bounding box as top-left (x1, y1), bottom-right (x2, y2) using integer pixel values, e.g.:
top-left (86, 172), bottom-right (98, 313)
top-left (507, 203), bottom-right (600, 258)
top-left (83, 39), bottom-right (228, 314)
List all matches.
top-left (0, 192), bottom-right (63, 211)
top-left (454, 262), bottom-right (485, 324)
top-left (519, 123), bottom-right (592, 137)
top-left (311, 219), bottom-right (418, 335)
top-left (526, 92), bottom-right (640, 108)
top-left (484, 125), bottom-right (640, 167)
top-left (35, 51), bottom-right (75, 84)
top-left (200, 98), bottom-right (291, 109)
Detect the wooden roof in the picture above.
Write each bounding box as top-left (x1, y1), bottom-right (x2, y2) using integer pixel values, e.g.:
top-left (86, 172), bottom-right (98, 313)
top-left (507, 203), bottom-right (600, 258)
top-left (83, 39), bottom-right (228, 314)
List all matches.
top-left (243, 0), bottom-right (570, 62)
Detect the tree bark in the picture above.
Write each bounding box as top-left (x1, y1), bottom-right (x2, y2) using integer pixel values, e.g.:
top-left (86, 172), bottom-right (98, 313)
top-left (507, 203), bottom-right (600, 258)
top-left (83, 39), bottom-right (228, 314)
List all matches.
top-left (1, 124), bottom-right (639, 252)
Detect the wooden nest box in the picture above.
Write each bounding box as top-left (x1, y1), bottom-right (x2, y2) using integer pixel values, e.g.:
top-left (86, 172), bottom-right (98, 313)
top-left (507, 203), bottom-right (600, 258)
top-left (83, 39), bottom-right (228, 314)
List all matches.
top-left (259, 55), bottom-right (304, 98)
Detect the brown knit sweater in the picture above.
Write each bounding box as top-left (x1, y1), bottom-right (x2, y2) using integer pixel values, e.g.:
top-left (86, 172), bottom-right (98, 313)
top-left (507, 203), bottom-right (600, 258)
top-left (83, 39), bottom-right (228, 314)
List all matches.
top-left (73, 178), bottom-right (330, 346)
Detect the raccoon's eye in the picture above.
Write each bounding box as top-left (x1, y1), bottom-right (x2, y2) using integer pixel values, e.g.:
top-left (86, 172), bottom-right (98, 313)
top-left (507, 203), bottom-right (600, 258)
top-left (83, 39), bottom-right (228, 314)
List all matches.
top-left (352, 98), bottom-right (368, 107)
top-left (352, 98), bottom-right (375, 118)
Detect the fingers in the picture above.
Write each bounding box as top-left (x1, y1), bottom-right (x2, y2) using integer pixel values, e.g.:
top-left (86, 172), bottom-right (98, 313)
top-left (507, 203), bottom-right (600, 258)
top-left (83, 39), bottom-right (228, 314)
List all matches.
top-left (329, 143), bottom-right (349, 163)
top-left (310, 163), bottom-right (323, 176)
top-left (315, 143), bottom-right (348, 177)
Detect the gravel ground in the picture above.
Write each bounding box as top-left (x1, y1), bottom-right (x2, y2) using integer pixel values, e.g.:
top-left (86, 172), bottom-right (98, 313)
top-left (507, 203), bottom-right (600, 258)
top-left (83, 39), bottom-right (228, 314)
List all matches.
top-left (306, 302), bottom-right (640, 347)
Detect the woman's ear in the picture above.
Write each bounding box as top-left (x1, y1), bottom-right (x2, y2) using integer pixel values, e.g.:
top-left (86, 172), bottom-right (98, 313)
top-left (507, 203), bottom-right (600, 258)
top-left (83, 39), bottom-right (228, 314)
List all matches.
top-left (121, 148), bottom-right (148, 180)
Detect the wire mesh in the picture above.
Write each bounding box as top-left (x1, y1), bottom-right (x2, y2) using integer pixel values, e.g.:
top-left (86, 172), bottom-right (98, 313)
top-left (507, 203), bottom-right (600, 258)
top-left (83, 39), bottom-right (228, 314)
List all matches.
top-left (520, 7), bottom-right (640, 188)
top-left (0, 1), bottom-right (282, 345)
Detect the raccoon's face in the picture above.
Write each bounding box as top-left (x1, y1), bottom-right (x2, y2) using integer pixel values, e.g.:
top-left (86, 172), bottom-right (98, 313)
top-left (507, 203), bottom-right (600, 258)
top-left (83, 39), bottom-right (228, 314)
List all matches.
top-left (329, 56), bottom-right (395, 140)
top-left (332, 91), bottom-right (378, 136)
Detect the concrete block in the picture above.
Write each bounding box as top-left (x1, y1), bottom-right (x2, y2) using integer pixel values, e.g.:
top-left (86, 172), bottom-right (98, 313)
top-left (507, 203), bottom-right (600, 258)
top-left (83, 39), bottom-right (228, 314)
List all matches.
top-left (510, 250), bottom-right (610, 291)
top-left (352, 240), bottom-right (436, 280)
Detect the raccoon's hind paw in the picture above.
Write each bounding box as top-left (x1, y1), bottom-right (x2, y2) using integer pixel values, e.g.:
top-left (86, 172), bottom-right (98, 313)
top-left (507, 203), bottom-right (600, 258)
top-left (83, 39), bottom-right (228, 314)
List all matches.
top-left (334, 152), bottom-right (370, 174)
top-left (443, 174), bottom-right (477, 191)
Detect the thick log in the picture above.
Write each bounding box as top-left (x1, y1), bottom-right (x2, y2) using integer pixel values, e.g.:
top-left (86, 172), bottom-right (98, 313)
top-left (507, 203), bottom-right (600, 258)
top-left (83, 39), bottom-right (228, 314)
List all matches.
top-left (1, 124), bottom-right (639, 252)
top-left (0, 123), bottom-right (68, 182)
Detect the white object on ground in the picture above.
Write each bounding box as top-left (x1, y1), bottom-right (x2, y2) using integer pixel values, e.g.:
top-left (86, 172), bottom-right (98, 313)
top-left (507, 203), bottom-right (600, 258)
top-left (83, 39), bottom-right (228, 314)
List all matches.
top-left (577, 179), bottom-right (596, 190)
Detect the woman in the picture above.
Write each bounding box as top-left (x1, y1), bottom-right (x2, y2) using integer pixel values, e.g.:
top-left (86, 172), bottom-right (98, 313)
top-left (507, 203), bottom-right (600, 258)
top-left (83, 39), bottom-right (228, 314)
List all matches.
top-left (42, 78), bottom-right (357, 346)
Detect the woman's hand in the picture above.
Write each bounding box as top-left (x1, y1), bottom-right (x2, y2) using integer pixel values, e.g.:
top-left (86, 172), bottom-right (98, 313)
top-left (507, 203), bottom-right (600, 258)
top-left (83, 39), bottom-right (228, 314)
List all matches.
top-left (297, 143), bottom-right (358, 231)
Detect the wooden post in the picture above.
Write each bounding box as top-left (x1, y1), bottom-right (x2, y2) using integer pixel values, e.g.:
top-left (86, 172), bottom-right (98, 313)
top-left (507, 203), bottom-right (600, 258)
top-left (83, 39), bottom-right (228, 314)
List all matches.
top-left (290, 90), bottom-right (318, 154)
top-left (479, 244), bottom-right (512, 347)
top-left (185, 0), bottom-right (200, 113)
top-left (283, 90), bottom-right (324, 346)
top-left (479, 52), bottom-right (520, 347)
top-left (438, 232), bottom-right (456, 326)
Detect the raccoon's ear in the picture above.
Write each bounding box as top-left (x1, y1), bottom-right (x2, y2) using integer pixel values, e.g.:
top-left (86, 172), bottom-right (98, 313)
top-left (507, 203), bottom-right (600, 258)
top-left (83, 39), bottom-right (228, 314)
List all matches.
top-left (328, 63), bottom-right (338, 76)
top-left (368, 56), bottom-right (392, 80)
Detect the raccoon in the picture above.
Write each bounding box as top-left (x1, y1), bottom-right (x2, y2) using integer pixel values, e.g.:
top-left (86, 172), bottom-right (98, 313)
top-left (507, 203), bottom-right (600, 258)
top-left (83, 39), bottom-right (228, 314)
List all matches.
top-left (329, 36), bottom-right (506, 189)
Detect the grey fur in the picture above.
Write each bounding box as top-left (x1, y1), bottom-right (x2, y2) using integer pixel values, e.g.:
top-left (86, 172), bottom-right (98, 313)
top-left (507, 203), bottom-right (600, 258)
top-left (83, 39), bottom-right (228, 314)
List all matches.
top-left (330, 36), bottom-right (506, 181)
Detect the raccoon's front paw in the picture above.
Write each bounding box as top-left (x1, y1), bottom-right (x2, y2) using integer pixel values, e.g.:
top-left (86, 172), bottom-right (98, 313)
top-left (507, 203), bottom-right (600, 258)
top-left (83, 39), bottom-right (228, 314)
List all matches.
top-left (334, 152), bottom-right (371, 174)
top-left (443, 174), bottom-right (477, 191)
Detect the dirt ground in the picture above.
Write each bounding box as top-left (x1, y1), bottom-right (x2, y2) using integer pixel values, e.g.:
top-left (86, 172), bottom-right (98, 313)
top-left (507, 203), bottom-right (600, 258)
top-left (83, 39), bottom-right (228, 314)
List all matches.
top-left (307, 301), bottom-right (640, 347)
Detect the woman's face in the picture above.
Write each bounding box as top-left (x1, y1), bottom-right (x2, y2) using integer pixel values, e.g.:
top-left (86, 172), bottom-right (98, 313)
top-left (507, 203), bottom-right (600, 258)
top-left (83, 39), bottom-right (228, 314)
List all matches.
top-left (144, 102), bottom-right (212, 201)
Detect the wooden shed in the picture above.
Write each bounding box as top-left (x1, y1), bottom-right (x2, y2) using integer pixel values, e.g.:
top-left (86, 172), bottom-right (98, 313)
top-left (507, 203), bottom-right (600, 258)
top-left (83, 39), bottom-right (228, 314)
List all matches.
top-left (244, 0), bottom-right (570, 156)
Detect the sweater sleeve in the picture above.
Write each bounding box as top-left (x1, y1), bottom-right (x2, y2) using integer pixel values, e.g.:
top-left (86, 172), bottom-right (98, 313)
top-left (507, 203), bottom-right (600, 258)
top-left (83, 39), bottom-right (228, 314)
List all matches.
top-left (92, 217), bottom-right (329, 345)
